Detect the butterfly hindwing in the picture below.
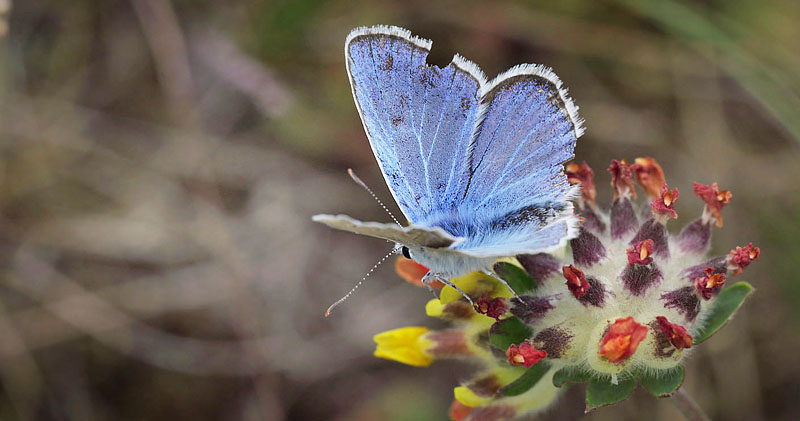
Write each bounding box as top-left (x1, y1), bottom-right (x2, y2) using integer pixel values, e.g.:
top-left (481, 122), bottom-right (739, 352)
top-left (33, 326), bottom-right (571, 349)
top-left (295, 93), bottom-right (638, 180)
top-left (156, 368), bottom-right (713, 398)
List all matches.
top-left (454, 217), bottom-right (575, 257)
top-left (345, 26), bottom-right (485, 223)
top-left (433, 65), bottom-right (583, 257)
top-left (463, 65), bottom-right (583, 214)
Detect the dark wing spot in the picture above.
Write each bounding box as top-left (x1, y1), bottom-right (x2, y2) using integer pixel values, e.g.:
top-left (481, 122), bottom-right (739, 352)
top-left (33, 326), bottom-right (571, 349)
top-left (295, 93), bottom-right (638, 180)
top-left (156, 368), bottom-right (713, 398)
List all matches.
top-left (460, 96), bottom-right (471, 117)
top-left (379, 54), bottom-right (393, 71)
top-left (392, 117), bottom-right (404, 126)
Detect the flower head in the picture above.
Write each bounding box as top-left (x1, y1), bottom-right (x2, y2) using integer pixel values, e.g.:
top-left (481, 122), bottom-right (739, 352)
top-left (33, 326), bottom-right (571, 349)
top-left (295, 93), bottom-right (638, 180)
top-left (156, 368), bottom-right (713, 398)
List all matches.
top-left (375, 158), bottom-right (760, 419)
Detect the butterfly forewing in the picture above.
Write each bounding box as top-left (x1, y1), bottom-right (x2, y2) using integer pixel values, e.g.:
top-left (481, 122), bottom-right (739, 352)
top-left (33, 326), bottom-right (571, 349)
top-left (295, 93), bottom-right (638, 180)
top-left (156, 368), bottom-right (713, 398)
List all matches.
top-left (345, 26), bottom-right (484, 223)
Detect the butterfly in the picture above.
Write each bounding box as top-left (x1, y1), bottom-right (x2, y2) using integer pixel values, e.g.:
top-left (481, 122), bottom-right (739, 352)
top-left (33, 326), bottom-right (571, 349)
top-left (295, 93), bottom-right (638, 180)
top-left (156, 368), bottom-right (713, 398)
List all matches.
top-left (314, 25), bottom-right (584, 301)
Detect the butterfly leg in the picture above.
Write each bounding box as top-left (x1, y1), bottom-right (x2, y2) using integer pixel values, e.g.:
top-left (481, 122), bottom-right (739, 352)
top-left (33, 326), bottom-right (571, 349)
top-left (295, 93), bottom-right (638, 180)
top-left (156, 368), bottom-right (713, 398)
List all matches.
top-left (423, 271), bottom-right (475, 306)
top-left (483, 270), bottom-right (521, 300)
top-left (420, 271), bottom-right (441, 298)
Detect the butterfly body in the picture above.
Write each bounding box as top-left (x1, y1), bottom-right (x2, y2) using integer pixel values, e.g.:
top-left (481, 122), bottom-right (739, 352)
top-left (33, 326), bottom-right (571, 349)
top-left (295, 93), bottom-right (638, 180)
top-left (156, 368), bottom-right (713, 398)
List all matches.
top-left (314, 25), bottom-right (584, 286)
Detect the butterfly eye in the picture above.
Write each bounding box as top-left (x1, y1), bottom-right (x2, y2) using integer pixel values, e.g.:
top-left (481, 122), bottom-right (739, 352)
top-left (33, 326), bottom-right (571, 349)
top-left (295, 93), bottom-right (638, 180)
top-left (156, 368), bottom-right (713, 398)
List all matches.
top-left (401, 246), bottom-right (411, 259)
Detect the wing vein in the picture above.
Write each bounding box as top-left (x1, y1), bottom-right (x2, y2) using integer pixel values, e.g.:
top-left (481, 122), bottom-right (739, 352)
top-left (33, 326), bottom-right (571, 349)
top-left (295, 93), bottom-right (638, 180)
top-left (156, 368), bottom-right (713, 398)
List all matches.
top-left (406, 44), bottom-right (419, 142)
top-left (424, 67), bottom-right (458, 201)
top-left (367, 38), bottom-right (422, 212)
top-left (444, 89), bottom-right (473, 203)
top-left (475, 94), bottom-right (538, 206)
top-left (468, 90), bottom-right (526, 185)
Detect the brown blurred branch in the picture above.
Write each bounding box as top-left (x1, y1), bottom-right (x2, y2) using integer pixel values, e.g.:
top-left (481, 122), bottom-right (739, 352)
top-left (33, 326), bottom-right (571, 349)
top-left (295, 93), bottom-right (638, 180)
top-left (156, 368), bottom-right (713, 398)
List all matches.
top-left (130, 0), bottom-right (195, 116)
top-left (192, 30), bottom-right (293, 117)
top-left (2, 248), bottom-right (348, 377)
top-left (671, 388), bottom-right (710, 421)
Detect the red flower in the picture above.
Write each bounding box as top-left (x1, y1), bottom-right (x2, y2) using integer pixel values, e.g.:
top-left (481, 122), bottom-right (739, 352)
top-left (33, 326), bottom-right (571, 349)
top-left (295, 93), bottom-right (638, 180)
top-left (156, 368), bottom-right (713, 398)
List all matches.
top-left (627, 239), bottom-right (655, 266)
top-left (563, 265), bottom-right (590, 299)
top-left (566, 161), bottom-right (597, 204)
top-left (475, 295), bottom-right (507, 321)
top-left (651, 184), bottom-right (679, 220)
top-left (693, 182), bottom-right (732, 227)
top-left (506, 340), bottom-right (547, 368)
top-left (727, 243), bottom-right (760, 275)
top-left (395, 257), bottom-right (443, 289)
top-left (694, 267), bottom-right (726, 300)
top-left (632, 157), bottom-right (666, 199)
top-left (656, 316), bottom-right (693, 349)
top-left (448, 400), bottom-right (473, 421)
top-left (599, 317), bottom-right (648, 364)
top-left (609, 159), bottom-right (637, 200)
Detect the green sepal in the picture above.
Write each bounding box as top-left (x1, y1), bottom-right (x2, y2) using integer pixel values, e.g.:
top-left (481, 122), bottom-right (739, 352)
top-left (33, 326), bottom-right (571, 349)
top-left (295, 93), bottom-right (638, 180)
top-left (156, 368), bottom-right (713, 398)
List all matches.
top-left (489, 317), bottom-right (533, 351)
top-left (694, 281), bottom-right (754, 344)
top-left (585, 376), bottom-right (636, 412)
top-left (500, 362), bottom-right (550, 396)
top-left (637, 366), bottom-right (685, 397)
top-left (552, 366), bottom-right (592, 388)
top-left (493, 262), bottom-right (536, 294)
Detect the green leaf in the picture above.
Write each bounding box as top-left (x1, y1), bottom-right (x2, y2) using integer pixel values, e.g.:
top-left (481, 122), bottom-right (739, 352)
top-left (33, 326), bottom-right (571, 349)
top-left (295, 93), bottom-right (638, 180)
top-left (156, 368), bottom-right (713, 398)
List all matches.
top-left (638, 366), bottom-right (685, 397)
top-left (694, 282), bottom-right (754, 344)
top-left (585, 376), bottom-right (636, 412)
top-left (552, 366), bottom-right (592, 388)
top-left (489, 317), bottom-right (533, 351)
top-left (493, 262), bottom-right (536, 294)
top-left (500, 362), bottom-right (550, 396)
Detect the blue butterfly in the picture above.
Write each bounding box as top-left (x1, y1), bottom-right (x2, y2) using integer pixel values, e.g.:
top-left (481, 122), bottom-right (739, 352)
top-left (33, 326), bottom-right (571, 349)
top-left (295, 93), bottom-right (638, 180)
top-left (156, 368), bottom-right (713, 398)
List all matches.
top-left (314, 25), bottom-right (584, 298)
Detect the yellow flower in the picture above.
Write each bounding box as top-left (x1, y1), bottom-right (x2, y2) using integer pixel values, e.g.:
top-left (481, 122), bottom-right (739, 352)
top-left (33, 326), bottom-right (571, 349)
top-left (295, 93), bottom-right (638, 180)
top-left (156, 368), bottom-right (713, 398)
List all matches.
top-left (453, 386), bottom-right (492, 408)
top-left (439, 269), bottom-right (516, 304)
top-left (373, 327), bottom-right (434, 367)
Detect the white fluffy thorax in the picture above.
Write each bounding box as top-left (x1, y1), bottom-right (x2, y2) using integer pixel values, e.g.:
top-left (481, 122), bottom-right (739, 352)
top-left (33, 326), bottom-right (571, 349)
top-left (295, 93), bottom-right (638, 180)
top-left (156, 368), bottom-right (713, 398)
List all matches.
top-left (406, 246), bottom-right (497, 278)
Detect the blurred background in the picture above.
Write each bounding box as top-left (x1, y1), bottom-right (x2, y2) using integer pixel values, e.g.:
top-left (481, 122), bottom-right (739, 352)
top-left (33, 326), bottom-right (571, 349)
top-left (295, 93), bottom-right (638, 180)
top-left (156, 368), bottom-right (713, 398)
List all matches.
top-left (0, 0), bottom-right (798, 420)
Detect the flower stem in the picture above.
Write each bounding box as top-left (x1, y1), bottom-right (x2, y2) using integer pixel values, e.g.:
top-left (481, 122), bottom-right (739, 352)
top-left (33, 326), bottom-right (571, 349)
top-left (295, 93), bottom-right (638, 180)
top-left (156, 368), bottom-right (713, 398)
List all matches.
top-left (671, 387), bottom-right (710, 421)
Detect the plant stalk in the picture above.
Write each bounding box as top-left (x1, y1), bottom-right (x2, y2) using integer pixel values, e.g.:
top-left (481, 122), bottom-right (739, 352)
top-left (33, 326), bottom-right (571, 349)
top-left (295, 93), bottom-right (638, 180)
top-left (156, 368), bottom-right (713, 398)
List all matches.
top-left (671, 387), bottom-right (710, 421)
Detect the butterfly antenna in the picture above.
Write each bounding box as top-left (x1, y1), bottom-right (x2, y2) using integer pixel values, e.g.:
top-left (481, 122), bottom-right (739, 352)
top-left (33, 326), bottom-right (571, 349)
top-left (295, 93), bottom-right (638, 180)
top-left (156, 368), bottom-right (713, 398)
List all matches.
top-left (347, 168), bottom-right (402, 226)
top-left (325, 248), bottom-right (399, 317)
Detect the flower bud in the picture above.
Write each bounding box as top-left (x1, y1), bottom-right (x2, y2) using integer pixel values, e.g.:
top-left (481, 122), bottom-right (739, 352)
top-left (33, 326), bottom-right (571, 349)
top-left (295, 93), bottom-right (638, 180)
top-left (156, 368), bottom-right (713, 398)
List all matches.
top-left (475, 295), bottom-right (507, 321)
top-left (655, 316), bottom-right (693, 350)
top-left (693, 182), bottom-right (732, 227)
top-left (694, 267), bottom-right (726, 300)
top-left (563, 265), bottom-right (590, 299)
top-left (506, 340), bottom-right (547, 368)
